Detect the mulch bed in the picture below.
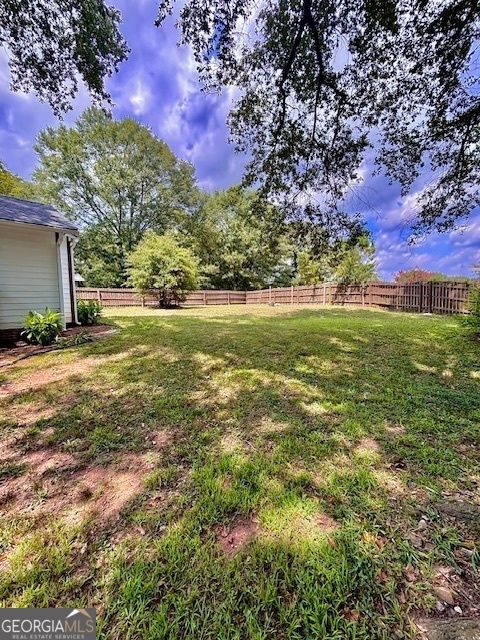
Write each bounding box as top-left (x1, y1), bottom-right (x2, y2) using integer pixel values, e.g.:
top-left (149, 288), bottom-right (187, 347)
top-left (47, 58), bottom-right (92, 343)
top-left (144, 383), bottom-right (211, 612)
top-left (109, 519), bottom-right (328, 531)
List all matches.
top-left (0, 324), bottom-right (117, 368)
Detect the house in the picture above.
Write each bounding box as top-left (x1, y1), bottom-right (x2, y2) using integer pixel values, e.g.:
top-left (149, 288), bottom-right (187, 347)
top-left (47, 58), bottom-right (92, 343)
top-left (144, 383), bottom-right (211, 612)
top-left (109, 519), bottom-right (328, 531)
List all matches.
top-left (0, 196), bottom-right (79, 343)
top-left (75, 273), bottom-right (86, 288)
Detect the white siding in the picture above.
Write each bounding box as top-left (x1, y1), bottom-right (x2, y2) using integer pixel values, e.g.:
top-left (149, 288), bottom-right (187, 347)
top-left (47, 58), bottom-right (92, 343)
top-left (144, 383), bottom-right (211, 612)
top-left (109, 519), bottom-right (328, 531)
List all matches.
top-left (0, 224), bottom-right (61, 329)
top-left (59, 237), bottom-right (72, 323)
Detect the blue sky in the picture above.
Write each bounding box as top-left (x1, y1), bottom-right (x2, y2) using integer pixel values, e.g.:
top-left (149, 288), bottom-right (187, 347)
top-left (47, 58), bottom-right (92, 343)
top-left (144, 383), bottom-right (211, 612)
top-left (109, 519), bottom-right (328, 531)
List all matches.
top-left (0, 0), bottom-right (478, 280)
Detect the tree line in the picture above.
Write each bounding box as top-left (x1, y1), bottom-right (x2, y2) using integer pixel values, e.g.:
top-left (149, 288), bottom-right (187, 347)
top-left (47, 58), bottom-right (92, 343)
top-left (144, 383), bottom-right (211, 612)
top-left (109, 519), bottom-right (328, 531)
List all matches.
top-left (0, 107), bottom-right (377, 291)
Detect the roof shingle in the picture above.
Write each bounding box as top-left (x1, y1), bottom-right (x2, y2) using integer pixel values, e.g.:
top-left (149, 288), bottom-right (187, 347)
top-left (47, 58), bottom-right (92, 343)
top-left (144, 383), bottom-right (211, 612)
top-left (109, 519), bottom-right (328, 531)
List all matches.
top-left (0, 196), bottom-right (78, 233)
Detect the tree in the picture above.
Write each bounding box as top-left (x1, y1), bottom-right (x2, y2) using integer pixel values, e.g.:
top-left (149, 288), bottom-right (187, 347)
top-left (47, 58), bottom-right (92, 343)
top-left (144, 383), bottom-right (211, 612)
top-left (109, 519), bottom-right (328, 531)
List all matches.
top-left (295, 251), bottom-right (332, 285)
top-left (34, 107), bottom-right (199, 285)
top-left (0, 1), bottom-right (127, 114)
top-left (127, 232), bottom-right (198, 307)
top-left (0, 161), bottom-right (33, 198)
top-left (334, 236), bottom-right (377, 286)
top-left (394, 268), bottom-right (472, 284)
top-left (157, 1), bottom-right (480, 242)
top-left (186, 186), bottom-right (293, 289)
top-left (294, 235), bottom-right (376, 285)
top-left (395, 268), bottom-right (443, 284)
top-left (74, 225), bottom-right (123, 287)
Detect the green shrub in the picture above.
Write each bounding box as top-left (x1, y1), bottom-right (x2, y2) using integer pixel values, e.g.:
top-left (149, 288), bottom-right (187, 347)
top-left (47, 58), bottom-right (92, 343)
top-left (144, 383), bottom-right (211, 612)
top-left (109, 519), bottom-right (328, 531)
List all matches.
top-left (127, 232), bottom-right (198, 307)
top-left (77, 299), bottom-right (102, 324)
top-left (22, 308), bottom-right (63, 346)
top-left (464, 285), bottom-right (480, 334)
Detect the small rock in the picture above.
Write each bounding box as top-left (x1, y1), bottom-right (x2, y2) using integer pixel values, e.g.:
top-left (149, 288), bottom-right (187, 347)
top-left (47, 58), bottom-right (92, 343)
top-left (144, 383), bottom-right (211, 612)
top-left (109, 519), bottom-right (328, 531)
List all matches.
top-left (404, 564), bottom-right (417, 582)
top-left (433, 586), bottom-right (455, 605)
top-left (453, 606), bottom-right (463, 614)
top-left (458, 547), bottom-right (474, 559)
top-left (408, 532), bottom-right (424, 549)
top-left (434, 566), bottom-right (453, 579)
top-left (461, 539), bottom-right (476, 550)
top-left (435, 601), bottom-right (445, 613)
top-left (417, 519), bottom-right (428, 531)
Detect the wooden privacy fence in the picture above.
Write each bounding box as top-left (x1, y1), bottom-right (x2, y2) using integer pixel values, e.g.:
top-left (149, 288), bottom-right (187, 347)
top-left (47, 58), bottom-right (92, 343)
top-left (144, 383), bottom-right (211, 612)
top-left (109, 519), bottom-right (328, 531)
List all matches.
top-left (77, 288), bottom-right (247, 307)
top-left (77, 281), bottom-right (472, 315)
top-left (247, 281), bottom-right (471, 314)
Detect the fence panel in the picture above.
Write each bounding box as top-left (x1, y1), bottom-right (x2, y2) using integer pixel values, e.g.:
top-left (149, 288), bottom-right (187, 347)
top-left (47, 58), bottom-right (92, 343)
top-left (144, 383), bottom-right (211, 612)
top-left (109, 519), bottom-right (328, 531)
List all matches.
top-left (76, 281), bottom-right (472, 314)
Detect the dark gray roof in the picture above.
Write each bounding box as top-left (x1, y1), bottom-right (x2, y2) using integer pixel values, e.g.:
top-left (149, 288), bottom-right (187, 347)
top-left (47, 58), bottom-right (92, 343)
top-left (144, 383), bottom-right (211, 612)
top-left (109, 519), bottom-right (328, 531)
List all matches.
top-left (0, 195), bottom-right (78, 233)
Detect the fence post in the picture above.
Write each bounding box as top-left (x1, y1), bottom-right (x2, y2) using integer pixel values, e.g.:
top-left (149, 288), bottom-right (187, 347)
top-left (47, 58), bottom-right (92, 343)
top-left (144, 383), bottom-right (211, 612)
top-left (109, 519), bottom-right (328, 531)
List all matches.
top-left (323, 282), bottom-right (326, 305)
top-left (203, 290), bottom-right (207, 306)
top-left (419, 282), bottom-right (423, 312)
top-left (291, 285), bottom-right (294, 305)
top-left (368, 283), bottom-right (372, 307)
top-left (228, 291), bottom-right (230, 305)
top-left (429, 281), bottom-right (434, 313)
top-left (269, 285), bottom-right (272, 305)
top-left (97, 288), bottom-right (101, 302)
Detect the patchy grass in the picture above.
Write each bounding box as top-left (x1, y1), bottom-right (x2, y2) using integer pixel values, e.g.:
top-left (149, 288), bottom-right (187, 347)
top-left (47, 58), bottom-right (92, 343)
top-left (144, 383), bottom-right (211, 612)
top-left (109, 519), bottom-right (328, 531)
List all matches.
top-left (0, 305), bottom-right (479, 638)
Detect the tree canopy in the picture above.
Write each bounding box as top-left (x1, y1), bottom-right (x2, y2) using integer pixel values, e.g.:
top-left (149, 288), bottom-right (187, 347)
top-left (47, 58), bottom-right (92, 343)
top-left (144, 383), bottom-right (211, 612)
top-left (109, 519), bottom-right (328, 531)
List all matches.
top-left (295, 235), bottom-right (377, 286)
top-left (394, 267), bottom-right (472, 284)
top-left (157, 0), bottom-right (480, 241)
top-left (0, 161), bottom-right (33, 199)
top-left (334, 236), bottom-right (377, 286)
top-left (295, 252), bottom-right (332, 285)
top-left (186, 186), bottom-right (292, 290)
top-left (0, 1), bottom-right (128, 114)
top-left (34, 107), bottom-right (199, 285)
top-left (3, 2), bottom-right (478, 245)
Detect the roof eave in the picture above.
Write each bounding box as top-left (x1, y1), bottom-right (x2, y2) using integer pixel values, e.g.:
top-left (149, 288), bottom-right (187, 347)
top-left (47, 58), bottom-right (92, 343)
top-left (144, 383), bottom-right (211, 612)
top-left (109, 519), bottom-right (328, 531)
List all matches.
top-left (0, 217), bottom-right (79, 236)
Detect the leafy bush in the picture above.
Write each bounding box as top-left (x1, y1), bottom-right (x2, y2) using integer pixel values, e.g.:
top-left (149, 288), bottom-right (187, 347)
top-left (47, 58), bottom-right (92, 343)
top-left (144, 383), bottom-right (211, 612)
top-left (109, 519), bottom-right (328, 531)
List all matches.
top-left (464, 285), bottom-right (480, 334)
top-left (22, 308), bottom-right (62, 346)
top-left (77, 299), bottom-right (102, 324)
top-left (127, 232), bottom-right (198, 307)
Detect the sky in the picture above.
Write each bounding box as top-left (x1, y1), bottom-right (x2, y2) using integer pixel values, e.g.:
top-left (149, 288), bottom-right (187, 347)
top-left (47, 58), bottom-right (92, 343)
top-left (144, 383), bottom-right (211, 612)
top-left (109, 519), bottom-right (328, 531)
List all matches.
top-left (0, 1), bottom-right (478, 280)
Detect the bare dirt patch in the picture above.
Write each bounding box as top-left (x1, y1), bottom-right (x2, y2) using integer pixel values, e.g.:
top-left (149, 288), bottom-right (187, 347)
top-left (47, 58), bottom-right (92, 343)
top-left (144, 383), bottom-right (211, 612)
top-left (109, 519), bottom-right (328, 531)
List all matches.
top-left (215, 515), bottom-right (259, 557)
top-left (355, 437), bottom-right (380, 454)
top-left (0, 359), bottom-right (104, 396)
top-left (0, 449), bottom-right (156, 528)
top-left (283, 510), bottom-right (339, 544)
top-left (219, 432), bottom-right (247, 454)
top-left (384, 423), bottom-right (406, 436)
top-left (314, 512), bottom-right (339, 533)
top-left (0, 347), bottom-right (142, 397)
top-left (430, 564), bottom-right (480, 618)
top-left (257, 417), bottom-right (290, 435)
top-left (148, 428), bottom-right (173, 451)
top-left (65, 455), bottom-right (149, 525)
top-left (1, 393), bottom-right (77, 429)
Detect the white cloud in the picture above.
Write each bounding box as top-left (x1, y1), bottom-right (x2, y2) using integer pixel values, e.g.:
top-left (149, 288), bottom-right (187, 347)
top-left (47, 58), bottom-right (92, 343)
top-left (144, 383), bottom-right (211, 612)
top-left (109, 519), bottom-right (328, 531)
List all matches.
top-left (129, 78), bottom-right (152, 115)
top-left (449, 213), bottom-right (480, 247)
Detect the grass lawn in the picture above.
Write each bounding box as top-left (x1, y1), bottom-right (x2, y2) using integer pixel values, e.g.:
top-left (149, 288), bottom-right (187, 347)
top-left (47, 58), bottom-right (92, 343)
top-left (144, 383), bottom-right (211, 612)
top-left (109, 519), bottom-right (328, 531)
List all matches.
top-left (0, 305), bottom-right (479, 639)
